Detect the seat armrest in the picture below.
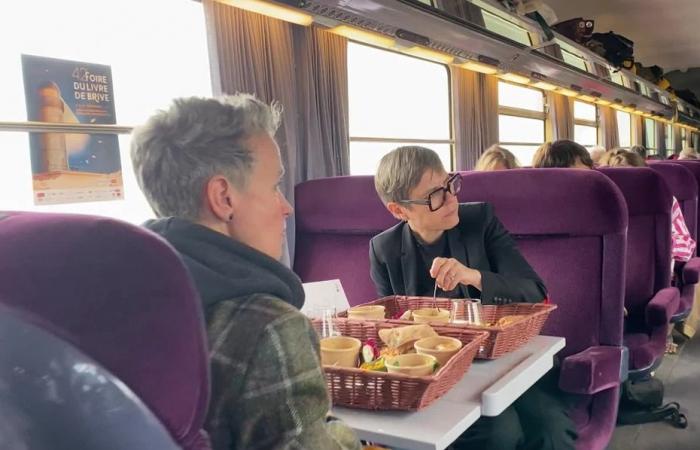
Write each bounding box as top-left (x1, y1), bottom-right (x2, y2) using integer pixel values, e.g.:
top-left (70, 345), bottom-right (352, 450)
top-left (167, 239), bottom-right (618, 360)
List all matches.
top-left (682, 257), bottom-right (700, 285)
top-left (558, 346), bottom-right (626, 395)
top-left (645, 287), bottom-right (680, 327)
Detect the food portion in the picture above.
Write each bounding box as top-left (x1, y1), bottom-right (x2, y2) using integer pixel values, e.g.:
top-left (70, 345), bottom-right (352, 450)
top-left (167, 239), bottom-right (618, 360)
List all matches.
top-left (413, 336), bottom-right (463, 366)
top-left (347, 305), bottom-right (386, 320)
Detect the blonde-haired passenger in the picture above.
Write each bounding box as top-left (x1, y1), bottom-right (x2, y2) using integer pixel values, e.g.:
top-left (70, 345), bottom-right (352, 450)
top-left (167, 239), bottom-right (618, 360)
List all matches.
top-left (679, 147), bottom-right (699, 160)
top-left (598, 148), bottom-right (645, 167)
top-left (589, 146), bottom-right (606, 166)
top-left (598, 148), bottom-right (696, 262)
top-left (475, 145), bottom-right (520, 171)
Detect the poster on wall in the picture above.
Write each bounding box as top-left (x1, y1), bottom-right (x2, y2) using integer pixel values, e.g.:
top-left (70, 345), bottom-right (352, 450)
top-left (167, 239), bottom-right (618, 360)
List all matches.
top-left (21, 54), bottom-right (123, 205)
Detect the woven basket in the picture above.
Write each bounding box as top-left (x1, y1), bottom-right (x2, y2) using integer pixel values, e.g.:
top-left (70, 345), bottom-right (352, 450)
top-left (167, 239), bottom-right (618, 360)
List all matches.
top-left (340, 296), bottom-right (556, 359)
top-left (312, 319), bottom-right (487, 410)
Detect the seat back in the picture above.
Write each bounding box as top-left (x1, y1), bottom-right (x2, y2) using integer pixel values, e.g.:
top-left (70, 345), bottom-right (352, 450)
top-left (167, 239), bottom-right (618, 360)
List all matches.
top-left (457, 169), bottom-right (627, 357)
top-left (596, 168), bottom-right (673, 318)
top-left (456, 169), bottom-right (627, 450)
top-left (648, 160), bottom-right (698, 242)
top-left (0, 306), bottom-right (180, 450)
top-left (294, 176), bottom-right (397, 305)
top-left (0, 212), bottom-right (210, 449)
top-left (659, 159), bottom-right (700, 242)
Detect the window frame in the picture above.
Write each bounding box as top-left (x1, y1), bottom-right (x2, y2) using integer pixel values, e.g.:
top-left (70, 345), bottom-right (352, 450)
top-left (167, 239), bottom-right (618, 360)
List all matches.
top-left (644, 118), bottom-right (658, 155)
top-left (346, 41), bottom-right (454, 174)
top-left (616, 110), bottom-right (632, 148)
top-left (665, 123), bottom-right (674, 152)
top-left (573, 100), bottom-right (598, 148)
top-left (497, 80), bottom-right (546, 164)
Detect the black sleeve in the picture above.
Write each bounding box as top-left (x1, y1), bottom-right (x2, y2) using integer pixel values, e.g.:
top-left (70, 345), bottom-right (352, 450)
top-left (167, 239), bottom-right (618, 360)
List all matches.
top-left (478, 204), bottom-right (548, 304)
top-left (369, 239), bottom-right (394, 297)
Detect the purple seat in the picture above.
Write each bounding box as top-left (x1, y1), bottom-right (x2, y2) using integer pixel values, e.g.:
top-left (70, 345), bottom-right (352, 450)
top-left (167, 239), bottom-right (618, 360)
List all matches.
top-left (0, 212), bottom-right (211, 449)
top-left (596, 168), bottom-right (680, 376)
top-left (648, 161), bottom-right (700, 321)
top-left (294, 175), bottom-right (397, 305)
top-left (456, 169), bottom-right (627, 450)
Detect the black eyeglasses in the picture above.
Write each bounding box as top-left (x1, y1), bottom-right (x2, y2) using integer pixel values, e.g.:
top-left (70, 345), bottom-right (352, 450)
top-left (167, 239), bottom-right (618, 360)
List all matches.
top-left (398, 173), bottom-right (462, 212)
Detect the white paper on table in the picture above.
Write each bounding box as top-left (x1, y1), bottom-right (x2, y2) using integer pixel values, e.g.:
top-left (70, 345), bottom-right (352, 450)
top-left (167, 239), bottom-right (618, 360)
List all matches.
top-left (301, 279), bottom-right (350, 316)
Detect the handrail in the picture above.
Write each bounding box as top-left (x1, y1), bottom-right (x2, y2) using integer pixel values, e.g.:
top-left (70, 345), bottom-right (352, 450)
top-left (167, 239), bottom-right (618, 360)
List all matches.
top-left (0, 121), bottom-right (133, 134)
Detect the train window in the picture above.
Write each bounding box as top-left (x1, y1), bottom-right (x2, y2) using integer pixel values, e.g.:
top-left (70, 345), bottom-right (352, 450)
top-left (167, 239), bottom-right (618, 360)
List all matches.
top-left (573, 101), bottom-right (598, 148)
top-left (347, 42), bottom-right (451, 175)
top-left (497, 82), bottom-right (545, 165)
top-left (617, 111), bottom-right (632, 148)
top-left (665, 124), bottom-right (674, 151)
top-left (610, 71), bottom-right (629, 88)
top-left (644, 118), bottom-right (657, 154)
top-left (498, 82), bottom-right (544, 112)
top-left (481, 10), bottom-right (532, 46)
top-left (556, 40), bottom-right (591, 73)
top-left (0, 0), bottom-right (210, 223)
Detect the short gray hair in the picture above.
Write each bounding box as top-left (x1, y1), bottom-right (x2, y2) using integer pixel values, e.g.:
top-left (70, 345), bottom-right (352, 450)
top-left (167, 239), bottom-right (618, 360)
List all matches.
top-left (374, 146), bottom-right (445, 204)
top-left (130, 94), bottom-right (281, 219)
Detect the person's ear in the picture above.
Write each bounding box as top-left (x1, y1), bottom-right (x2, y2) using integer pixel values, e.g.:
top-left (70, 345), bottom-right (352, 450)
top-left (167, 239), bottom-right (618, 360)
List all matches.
top-left (204, 175), bottom-right (240, 223)
top-left (387, 201), bottom-right (409, 221)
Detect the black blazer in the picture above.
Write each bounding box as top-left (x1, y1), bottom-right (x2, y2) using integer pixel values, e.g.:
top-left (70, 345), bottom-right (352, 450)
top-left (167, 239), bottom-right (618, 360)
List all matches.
top-left (369, 203), bottom-right (547, 305)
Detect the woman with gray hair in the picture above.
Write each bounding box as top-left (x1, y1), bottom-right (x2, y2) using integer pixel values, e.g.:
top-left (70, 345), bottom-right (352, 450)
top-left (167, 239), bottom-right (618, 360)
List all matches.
top-left (131, 94), bottom-right (360, 450)
top-left (370, 146), bottom-right (575, 450)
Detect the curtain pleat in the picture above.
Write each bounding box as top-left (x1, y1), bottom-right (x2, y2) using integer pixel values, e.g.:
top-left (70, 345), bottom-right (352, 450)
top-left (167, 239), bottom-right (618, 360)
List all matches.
top-left (599, 106), bottom-right (619, 150)
top-left (202, 0), bottom-right (349, 263)
top-left (546, 92), bottom-right (573, 141)
top-left (450, 67), bottom-right (498, 170)
top-left (631, 114), bottom-right (644, 146)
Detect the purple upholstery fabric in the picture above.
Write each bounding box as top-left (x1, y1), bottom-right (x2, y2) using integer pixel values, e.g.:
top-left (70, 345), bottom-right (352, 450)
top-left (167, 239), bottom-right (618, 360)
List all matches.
top-left (0, 212), bottom-right (210, 449)
top-left (454, 169), bottom-right (627, 450)
top-left (294, 176), bottom-right (397, 305)
top-left (648, 161), bottom-right (699, 319)
top-left (648, 161), bottom-right (698, 240)
top-left (623, 333), bottom-right (656, 370)
top-left (683, 257), bottom-right (700, 284)
top-left (559, 346), bottom-right (625, 395)
top-left (660, 159), bottom-right (700, 241)
top-left (597, 167), bottom-right (674, 371)
top-left (457, 169), bottom-right (628, 356)
top-left (646, 287), bottom-right (680, 327)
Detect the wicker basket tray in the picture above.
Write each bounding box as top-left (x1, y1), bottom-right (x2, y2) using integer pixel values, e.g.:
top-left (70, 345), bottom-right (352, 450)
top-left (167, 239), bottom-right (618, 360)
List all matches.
top-left (340, 296), bottom-right (556, 359)
top-left (312, 319), bottom-right (488, 410)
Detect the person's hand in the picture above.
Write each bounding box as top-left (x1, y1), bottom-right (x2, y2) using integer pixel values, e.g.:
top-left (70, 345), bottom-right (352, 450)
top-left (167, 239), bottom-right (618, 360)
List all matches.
top-left (430, 257), bottom-right (482, 291)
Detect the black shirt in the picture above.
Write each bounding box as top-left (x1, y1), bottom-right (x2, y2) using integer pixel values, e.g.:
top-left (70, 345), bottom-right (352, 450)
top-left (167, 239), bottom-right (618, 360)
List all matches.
top-left (412, 230), bottom-right (461, 298)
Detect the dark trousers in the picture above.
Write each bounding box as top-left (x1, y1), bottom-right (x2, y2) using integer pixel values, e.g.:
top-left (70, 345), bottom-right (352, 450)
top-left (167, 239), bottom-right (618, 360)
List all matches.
top-left (450, 371), bottom-right (577, 450)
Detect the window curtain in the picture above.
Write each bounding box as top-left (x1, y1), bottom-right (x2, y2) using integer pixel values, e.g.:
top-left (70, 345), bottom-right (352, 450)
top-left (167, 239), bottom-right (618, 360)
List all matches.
top-left (656, 121), bottom-right (666, 157)
top-left (674, 126), bottom-right (682, 153)
top-left (450, 66), bottom-right (498, 170)
top-left (203, 0), bottom-right (349, 263)
top-left (631, 114), bottom-right (644, 146)
top-left (546, 92), bottom-right (573, 141)
top-left (598, 105), bottom-right (619, 150)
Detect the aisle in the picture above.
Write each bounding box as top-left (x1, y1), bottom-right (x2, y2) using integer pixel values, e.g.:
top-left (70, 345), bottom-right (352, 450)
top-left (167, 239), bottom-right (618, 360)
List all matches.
top-left (608, 334), bottom-right (699, 449)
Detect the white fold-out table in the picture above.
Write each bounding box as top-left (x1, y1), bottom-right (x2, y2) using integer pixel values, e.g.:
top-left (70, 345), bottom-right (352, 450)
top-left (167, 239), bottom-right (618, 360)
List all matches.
top-left (332, 335), bottom-right (565, 450)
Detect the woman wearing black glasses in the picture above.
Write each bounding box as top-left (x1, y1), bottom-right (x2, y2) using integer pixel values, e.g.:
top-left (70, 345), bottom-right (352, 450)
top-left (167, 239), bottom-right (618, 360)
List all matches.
top-left (369, 145), bottom-right (546, 305)
top-left (369, 146), bottom-right (575, 450)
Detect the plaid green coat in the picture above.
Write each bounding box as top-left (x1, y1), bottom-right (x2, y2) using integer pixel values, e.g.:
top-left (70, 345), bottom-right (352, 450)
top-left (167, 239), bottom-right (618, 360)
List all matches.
top-left (204, 294), bottom-right (362, 450)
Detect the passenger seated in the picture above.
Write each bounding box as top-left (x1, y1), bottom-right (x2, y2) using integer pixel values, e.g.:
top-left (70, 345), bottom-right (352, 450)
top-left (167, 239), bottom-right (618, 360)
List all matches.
top-left (370, 146), bottom-right (576, 450)
top-left (630, 144), bottom-right (648, 159)
top-left (475, 145), bottom-right (520, 171)
top-left (679, 147), bottom-right (699, 160)
top-left (589, 145), bottom-right (607, 166)
top-left (130, 95), bottom-right (361, 450)
top-left (598, 149), bottom-right (696, 262)
top-left (531, 140), bottom-right (594, 169)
